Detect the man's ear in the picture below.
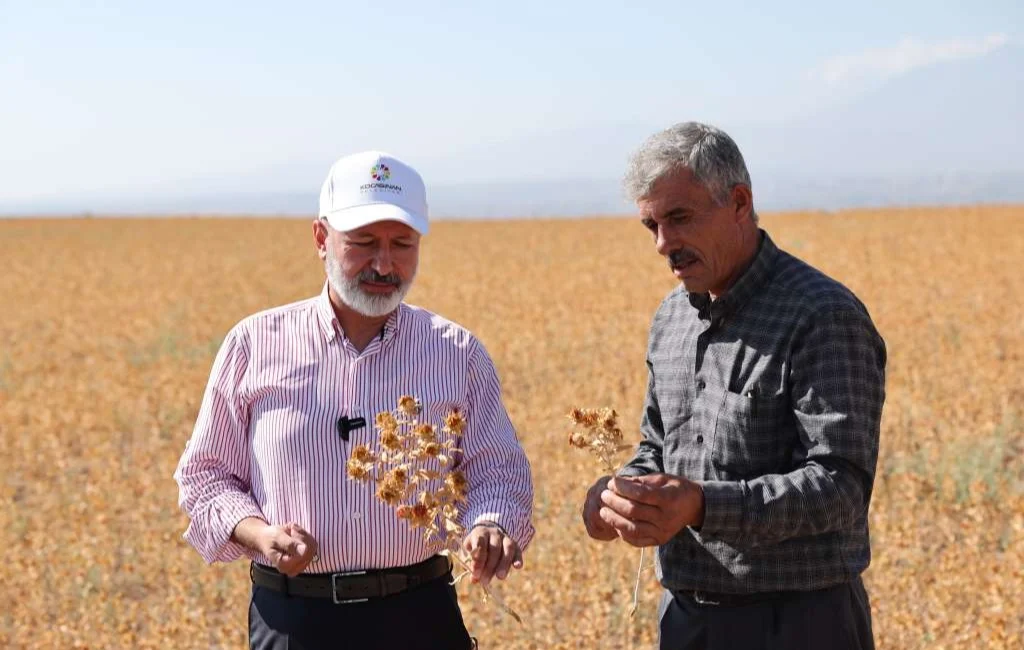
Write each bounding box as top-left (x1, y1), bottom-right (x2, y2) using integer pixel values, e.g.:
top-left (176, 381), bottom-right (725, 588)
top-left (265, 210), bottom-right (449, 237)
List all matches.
top-left (313, 218), bottom-right (329, 261)
top-left (731, 185), bottom-right (753, 224)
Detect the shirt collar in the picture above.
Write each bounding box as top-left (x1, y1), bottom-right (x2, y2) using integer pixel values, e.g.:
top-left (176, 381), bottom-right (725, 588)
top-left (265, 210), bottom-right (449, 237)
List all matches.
top-left (381, 303), bottom-right (402, 343)
top-left (315, 281), bottom-right (404, 344)
top-left (316, 282), bottom-right (341, 341)
top-left (687, 229), bottom-right (779, 320)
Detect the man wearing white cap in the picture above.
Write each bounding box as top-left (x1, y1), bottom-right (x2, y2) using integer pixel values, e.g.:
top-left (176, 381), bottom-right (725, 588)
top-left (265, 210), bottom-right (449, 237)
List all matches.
top-left (174, 152), bottom-right (534, 649)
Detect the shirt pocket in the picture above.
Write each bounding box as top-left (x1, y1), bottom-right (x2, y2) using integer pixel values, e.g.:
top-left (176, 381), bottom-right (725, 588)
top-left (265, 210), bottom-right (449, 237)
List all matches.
top-left (653, 367), bottom-right (693, 437)
top-left (710, 387), bottom-right (791, 479)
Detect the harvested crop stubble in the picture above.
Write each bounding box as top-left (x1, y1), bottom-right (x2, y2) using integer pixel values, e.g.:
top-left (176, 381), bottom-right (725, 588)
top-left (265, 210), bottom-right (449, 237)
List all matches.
top-left (1, 206), bottom-right (1022, 649)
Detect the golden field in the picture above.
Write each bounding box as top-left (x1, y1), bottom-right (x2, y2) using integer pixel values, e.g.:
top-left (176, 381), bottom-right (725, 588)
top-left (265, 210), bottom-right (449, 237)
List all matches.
top-left (1, 206), bottom-right (1022, 649)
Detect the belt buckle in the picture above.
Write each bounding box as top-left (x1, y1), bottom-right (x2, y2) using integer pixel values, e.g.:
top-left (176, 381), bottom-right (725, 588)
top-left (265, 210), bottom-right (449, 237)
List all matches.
top-left (692, 590), bottom-right (721, 606)
top-left (331, 570), bottom-right (370, 605)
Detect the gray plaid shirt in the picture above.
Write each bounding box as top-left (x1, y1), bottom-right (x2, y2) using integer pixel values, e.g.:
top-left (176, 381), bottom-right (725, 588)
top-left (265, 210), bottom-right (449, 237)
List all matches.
top-left (621, 231), bottom-right (886, 594)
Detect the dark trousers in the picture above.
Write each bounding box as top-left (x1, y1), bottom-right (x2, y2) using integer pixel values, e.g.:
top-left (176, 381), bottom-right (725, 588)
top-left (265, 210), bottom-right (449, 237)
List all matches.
top-left (658, 577), bottom-right (875, 650)
top-left (249, 572), bottom-right (474, 650)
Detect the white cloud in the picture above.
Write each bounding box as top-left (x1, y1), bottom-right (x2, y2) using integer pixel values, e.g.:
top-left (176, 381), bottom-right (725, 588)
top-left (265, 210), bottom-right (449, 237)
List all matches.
top-left (812, 33), bottom-right (1010, 86)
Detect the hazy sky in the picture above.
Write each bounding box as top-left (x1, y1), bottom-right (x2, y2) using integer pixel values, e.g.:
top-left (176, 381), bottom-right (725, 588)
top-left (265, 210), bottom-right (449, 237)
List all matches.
top-left (1, 0), bottom-right (1019, 206)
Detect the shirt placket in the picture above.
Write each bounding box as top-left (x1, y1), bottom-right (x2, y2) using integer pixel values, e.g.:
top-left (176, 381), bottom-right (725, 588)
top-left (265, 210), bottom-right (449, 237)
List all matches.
top-left (692, 310), bottom-right (719, 480)
top-left (340, 337), bottom-right (386, 569)
top-left (338, 338), bottom-right (362, 568)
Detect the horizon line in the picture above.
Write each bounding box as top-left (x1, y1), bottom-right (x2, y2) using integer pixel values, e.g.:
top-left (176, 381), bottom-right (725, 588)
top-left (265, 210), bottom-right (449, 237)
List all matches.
top-left (3, 201), bottom-right (1022, 222)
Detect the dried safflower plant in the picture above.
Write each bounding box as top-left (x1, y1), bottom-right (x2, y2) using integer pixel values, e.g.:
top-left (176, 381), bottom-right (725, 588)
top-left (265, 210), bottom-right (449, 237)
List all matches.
top-left (347, 396), bottom-right (522, 624)
top-left (567, 407), bottom-right (634, 473)
top-left (567, 407), bottom-right (647, 617)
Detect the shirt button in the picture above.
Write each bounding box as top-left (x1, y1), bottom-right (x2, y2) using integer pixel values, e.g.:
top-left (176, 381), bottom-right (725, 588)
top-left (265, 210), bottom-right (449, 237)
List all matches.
top-left (696, 435), bottom-right (704, 444)
top-left (352, 512), bottom-right (362, 520)
top-left (696, 380), bottom-right (706, 392)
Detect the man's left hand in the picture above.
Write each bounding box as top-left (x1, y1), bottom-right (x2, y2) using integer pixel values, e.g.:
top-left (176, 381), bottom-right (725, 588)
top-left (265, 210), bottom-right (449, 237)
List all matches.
top-left (463, 523), bottom-right (523, 587)
top-left (599, 473), bottom-right (705, 547)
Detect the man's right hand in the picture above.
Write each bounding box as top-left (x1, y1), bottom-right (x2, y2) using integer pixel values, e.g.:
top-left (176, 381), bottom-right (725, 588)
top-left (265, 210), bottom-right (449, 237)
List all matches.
top-left (582, 475), bottom-right (618, 541)
top-left (261, 523), bottom-right (319, 576)
top-left (233, 518), bottom-right (319, 577)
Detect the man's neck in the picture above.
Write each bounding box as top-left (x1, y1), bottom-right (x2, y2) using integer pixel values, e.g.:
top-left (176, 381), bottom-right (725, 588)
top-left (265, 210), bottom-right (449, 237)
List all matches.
top-left (709, 227), bottom-right (762, 301)
top-left (328, 287), bottom-right (393, 353)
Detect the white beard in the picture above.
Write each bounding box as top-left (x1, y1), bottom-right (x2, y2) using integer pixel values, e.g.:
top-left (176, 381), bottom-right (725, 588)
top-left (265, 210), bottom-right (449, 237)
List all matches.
top-left (325, 249), bottom-right (413, 318)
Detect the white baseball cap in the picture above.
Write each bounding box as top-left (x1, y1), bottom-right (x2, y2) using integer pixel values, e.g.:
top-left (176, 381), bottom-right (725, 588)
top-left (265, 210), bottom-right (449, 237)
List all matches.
top-left (318, 151), bottom-right (429, 235)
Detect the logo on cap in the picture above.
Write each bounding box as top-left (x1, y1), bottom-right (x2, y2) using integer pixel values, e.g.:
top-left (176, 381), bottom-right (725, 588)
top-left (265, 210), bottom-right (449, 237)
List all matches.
top-left (371, 164), bottom-right (391, 182)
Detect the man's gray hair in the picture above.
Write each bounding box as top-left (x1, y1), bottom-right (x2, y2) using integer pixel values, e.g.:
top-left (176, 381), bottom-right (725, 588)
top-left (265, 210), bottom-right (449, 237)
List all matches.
top-left (624, 122), bottom-right (758, 223)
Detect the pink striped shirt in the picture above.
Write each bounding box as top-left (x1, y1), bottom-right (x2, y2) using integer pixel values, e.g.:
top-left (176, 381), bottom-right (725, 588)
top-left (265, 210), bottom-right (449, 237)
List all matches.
top-left (173, 284), bottom-right (534, 571)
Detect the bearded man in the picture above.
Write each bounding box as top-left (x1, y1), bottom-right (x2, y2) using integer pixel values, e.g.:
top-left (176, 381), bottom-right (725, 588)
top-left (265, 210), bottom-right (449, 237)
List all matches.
top-left (174, 151), bottom-right (534, 650)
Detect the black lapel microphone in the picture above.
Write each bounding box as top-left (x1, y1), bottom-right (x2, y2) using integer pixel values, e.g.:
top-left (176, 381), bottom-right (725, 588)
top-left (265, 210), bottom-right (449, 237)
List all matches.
top-left (337, 415), bottom-right (367, 442)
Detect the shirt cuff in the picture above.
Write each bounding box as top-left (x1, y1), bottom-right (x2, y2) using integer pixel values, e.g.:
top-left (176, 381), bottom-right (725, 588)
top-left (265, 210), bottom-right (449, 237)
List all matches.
top-left (470, 512), bottom-right (535, 553)
top-left (696, 480), bottom-right (745, 542)
top-left (616, 465), bottom-right (651, 478)
top-left (184, 493), bottom-right (265, 564)
top-left (471, 520), bottom-right (509, 537)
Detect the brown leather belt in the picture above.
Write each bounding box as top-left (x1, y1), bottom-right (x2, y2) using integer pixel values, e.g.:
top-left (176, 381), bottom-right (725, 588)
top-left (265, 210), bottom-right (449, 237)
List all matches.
top-left (251, 555), bottom-right (452, 604)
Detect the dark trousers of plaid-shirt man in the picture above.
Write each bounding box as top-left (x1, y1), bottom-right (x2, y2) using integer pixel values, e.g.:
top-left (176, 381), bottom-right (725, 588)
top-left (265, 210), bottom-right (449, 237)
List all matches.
top-left (620, 232), bottom-right (886, 650)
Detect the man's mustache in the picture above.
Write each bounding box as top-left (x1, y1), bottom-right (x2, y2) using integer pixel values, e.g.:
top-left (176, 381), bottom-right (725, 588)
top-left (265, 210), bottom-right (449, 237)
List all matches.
top-left (358, 270), bottom-right (401, 286)
top-left (667, 249), bottom-right (699, 269)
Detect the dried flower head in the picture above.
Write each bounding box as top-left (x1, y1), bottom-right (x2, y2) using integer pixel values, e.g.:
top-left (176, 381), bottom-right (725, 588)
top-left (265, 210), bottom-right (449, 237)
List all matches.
top-left (569, 407), bottom-right (599, 427)
top-left (421, 441), bottom-right (442, 458)
top-left (375, 479), bottom-right (404, 506)
top-left (566, 407), bottom-right (632, 474)
top-left (444, 410), bottom-right (467, 435)
top-left (376, 412), bottom-right (399, 432)
top-left (408, 503), bottom-right (433, 529)
top-left (414, 423), bottom-right (437, 443)
top-left (350, 444), bottom-right (375, 463)
top-left (346, 458), bottom-right (372, 481)
top-left (599, 408), bottom-right (620, 434)
top-left (397, 395), bottom-right (420, 416)
top-left (380, 428), bottom-right (402, 451)
top-left (384, 466), bottom-right (409, 487)
top-left (445, 470), bottom-right (469, 502)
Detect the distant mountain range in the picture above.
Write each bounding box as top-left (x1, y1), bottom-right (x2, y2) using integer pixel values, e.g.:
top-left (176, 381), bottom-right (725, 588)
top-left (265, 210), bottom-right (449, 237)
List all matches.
top-left (6, 169), bottom-right (1023, 219)
top-left (4, 45), bottom-right (1022, 218)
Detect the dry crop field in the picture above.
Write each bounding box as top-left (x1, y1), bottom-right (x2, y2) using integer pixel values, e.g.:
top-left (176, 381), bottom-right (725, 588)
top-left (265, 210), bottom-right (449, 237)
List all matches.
top-left (1, 206), bottom-right (1022, 649)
